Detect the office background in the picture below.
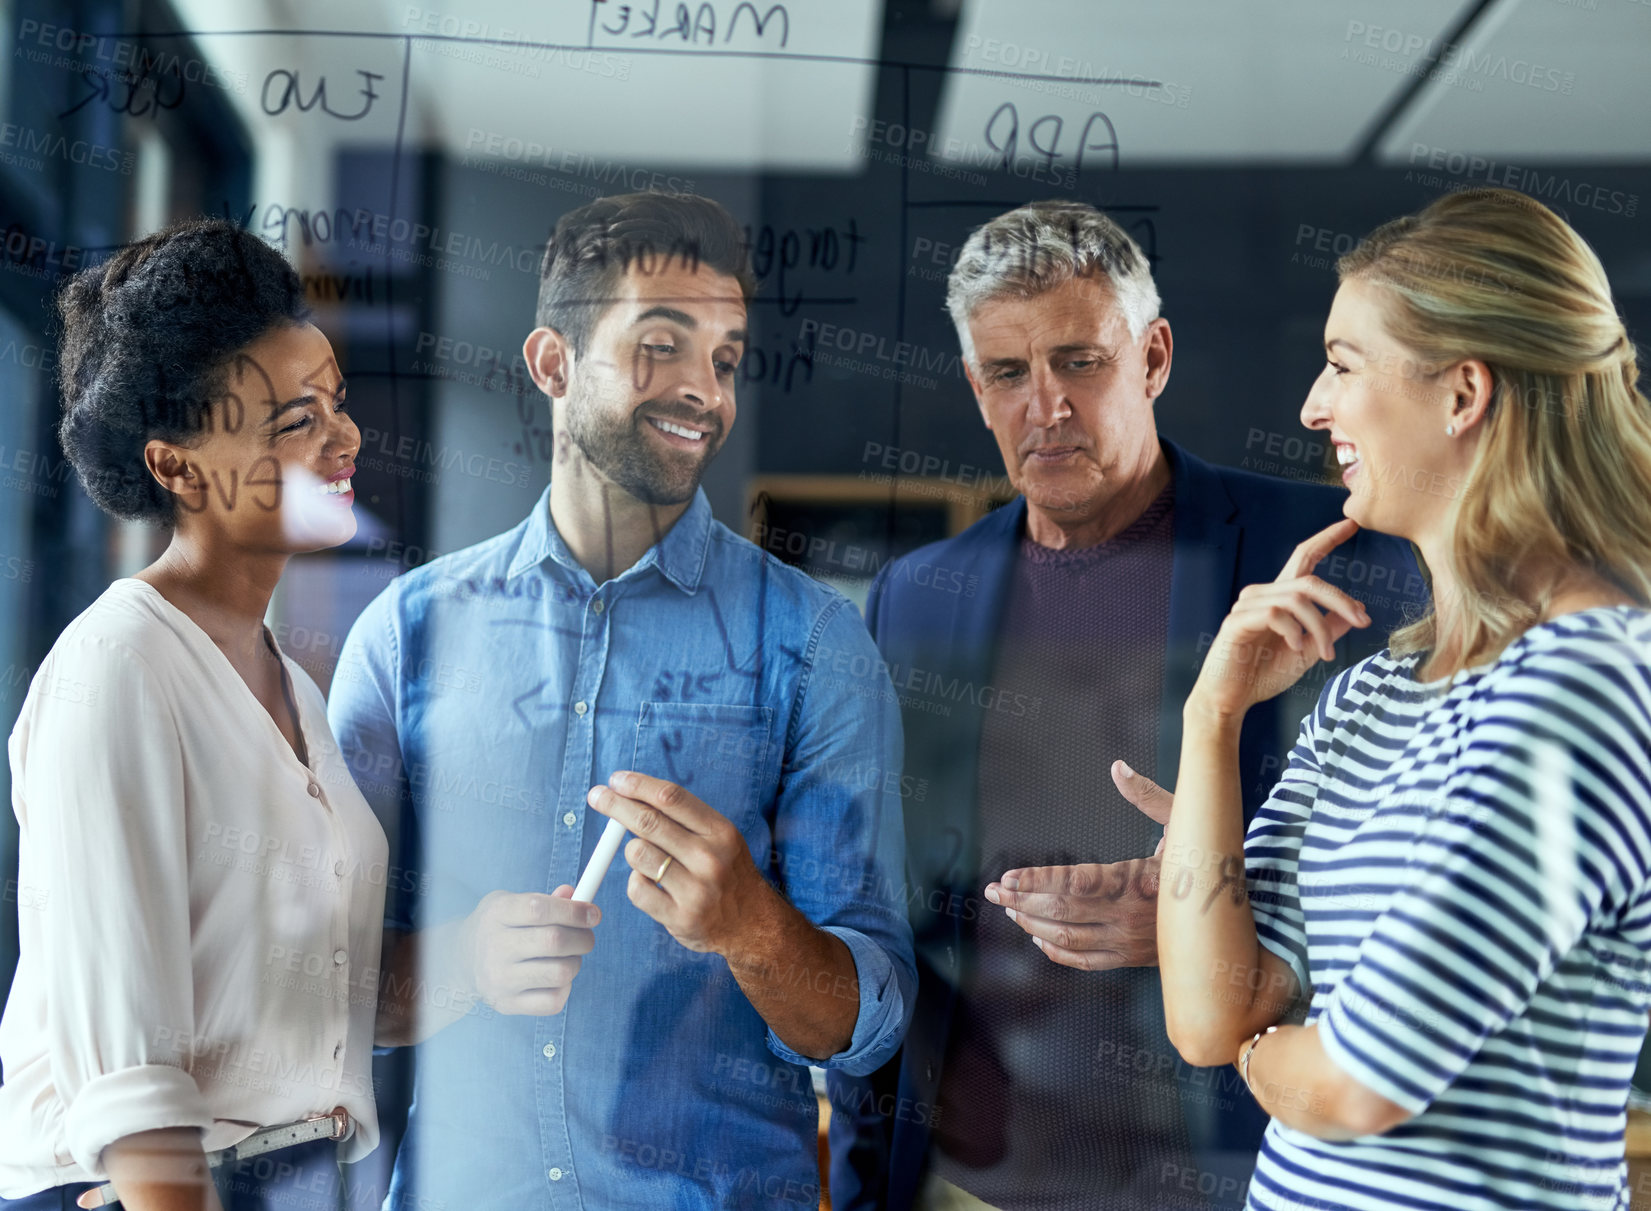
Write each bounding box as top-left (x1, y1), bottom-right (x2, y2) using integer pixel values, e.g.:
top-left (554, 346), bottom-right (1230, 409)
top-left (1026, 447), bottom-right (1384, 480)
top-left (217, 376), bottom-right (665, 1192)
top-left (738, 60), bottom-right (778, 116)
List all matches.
top-left (0, 0), bottom-right (1647, 1203)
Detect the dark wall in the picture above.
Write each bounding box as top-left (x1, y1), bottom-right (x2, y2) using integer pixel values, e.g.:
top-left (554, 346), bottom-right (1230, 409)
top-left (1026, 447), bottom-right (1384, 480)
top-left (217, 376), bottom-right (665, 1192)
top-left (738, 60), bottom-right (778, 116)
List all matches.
top-left (318, 3), bottom-right (1651, 580)
top-left (748, 8), bottom-right (1651, 494)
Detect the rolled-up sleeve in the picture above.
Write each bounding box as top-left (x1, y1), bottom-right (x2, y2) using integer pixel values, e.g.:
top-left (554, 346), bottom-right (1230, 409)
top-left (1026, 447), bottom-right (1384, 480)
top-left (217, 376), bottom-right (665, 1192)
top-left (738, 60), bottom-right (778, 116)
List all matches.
top-left (764, 598), bottom-right (915, 1076)
top-left (17, 638), bottom-right (212, 1176)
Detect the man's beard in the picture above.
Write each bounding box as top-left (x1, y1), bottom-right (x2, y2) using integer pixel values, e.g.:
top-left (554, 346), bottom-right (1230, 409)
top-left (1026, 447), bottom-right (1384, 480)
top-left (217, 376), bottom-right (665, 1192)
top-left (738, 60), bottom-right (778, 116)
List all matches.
top-left (564, 379), bottom-right (724, 506)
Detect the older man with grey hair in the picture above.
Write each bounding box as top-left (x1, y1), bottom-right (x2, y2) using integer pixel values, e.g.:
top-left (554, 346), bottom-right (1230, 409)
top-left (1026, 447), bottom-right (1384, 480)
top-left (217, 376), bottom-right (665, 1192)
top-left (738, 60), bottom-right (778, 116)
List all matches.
top-left (825, 201), bottom-right (1427, 1211)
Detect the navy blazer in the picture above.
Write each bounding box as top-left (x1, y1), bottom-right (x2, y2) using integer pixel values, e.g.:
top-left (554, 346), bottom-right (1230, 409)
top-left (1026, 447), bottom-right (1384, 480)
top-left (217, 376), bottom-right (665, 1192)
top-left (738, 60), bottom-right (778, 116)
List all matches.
top-left (826, 438), bottom-right (1429, 1211)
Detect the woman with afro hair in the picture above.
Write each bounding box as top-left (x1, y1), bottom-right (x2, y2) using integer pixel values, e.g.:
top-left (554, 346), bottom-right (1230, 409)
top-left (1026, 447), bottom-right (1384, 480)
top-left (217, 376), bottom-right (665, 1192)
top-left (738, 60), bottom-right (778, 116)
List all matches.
top-left (0, 218), bottom-right (386, 1211)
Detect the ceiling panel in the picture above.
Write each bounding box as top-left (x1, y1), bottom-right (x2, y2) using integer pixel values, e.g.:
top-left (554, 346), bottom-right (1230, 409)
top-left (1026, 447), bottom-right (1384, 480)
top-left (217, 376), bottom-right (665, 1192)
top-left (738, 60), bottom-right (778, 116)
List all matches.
top-left (167, 0), bottom-right (1651, 173)
top-left (1377, 0), bottom-right (1651, 163)
top-left (174, 0), bottom-right (882, 171)
top-left (400, 0), bottom-right (883, 171)
top-left (927, 0), bottom-right (1481, 167)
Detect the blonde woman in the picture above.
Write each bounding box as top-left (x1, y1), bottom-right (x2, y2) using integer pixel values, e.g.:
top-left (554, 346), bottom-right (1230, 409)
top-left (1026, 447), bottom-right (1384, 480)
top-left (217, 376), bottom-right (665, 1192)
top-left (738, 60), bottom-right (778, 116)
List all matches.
top-left (1145, 188), bottom-right (1651, 1209)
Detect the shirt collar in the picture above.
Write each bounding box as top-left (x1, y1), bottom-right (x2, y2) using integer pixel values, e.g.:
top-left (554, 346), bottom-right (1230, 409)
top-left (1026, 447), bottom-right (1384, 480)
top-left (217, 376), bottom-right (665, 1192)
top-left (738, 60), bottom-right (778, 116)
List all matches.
top-left (507, 484), bottom-right (712, 595)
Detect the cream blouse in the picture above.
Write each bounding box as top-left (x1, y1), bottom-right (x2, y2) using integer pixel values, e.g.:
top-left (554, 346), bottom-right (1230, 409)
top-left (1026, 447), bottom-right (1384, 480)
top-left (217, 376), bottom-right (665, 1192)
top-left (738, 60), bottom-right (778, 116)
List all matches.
top-left (0, 578), bottom-right (386, 1195)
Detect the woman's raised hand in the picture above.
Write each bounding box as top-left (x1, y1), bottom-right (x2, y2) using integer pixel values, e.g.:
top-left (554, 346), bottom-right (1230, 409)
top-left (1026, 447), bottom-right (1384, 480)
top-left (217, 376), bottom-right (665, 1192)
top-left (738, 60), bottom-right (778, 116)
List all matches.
top-left (1189, 519), bottom-right (1372, 720)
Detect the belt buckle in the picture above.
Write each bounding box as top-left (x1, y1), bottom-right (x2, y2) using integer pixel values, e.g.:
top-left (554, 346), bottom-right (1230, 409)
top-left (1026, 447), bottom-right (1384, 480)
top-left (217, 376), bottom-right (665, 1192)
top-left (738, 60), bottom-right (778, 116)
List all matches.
top-left (310, 1108), bottom-right (353, 1142)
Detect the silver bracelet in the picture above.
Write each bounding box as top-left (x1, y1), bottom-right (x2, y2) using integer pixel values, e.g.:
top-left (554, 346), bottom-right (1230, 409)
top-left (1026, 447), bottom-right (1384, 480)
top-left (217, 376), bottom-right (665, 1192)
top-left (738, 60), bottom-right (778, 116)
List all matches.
top-left (1240, 1024), bottom-right (1281, 1096)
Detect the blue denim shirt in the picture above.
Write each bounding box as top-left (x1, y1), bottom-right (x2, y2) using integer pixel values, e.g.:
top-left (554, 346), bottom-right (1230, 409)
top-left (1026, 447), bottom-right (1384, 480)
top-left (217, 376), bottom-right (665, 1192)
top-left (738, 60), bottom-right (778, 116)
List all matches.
top-left (329, 486), bottom-right (914, 1211)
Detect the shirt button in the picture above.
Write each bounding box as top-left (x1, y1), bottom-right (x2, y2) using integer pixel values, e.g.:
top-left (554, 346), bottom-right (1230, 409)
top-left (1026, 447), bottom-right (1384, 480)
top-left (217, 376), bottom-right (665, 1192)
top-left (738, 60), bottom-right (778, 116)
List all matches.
top-left (591, 600), bottom-right (604, 614)
top-left (542, 1043), bottom-right (557, 1059)
top-left (573, 701), bottom-right (587, 716)
top-left (562, 812), bottom-right (577, 827)
top-left (548, 1168), bottom-right (564, 1182)
top-left (334, 1041), bottom-right (343, 1060)
top-left (333, 949), bottom-right (348, 966)
top-left (307, 783), bottom-right (322, 798)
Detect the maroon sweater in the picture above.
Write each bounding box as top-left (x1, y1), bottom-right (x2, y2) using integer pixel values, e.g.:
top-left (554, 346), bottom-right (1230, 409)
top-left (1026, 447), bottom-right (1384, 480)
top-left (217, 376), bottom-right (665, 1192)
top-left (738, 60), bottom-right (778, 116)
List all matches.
top-left (931, 485), bottom-right (1209, 1210)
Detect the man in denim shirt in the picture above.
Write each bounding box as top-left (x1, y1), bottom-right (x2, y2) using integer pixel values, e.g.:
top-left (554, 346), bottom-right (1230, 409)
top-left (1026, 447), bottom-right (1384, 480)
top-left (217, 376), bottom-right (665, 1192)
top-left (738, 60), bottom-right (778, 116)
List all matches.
top-left (330, 192), bottom-right (915, 1210)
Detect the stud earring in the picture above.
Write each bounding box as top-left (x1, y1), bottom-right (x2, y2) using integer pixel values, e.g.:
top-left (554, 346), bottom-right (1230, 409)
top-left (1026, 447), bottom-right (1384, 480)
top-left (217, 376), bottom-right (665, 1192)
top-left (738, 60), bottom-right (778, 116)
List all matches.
top-left (1445, 424), bottom-right (1455, 437)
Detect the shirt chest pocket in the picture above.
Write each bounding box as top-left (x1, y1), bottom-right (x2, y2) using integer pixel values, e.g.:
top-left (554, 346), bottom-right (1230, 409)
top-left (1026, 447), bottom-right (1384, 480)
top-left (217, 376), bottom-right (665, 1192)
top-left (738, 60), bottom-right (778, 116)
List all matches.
top-left (631, 701), bottom-right (776, 829)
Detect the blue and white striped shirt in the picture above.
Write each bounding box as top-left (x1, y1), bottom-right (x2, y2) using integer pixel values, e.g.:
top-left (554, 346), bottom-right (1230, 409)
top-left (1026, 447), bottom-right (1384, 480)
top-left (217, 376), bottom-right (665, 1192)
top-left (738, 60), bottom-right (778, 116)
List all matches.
top-left (1245, 606), bottom-right (1651, 1210)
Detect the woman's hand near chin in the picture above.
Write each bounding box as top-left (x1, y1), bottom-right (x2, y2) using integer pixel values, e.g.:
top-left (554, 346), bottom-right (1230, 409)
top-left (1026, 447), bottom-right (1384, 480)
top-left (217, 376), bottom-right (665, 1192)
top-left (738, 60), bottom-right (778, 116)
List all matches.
top-left (1188, 519), bottom-right (1371, 722)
